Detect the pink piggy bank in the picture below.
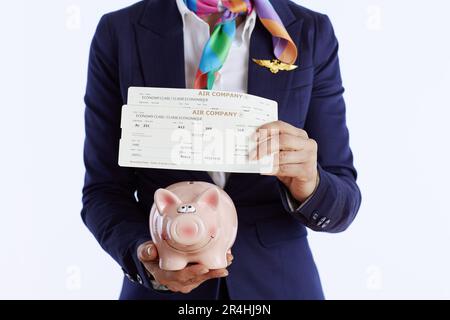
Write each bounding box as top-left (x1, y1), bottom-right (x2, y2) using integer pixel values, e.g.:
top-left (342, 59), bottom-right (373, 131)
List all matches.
top-left (149, 181), bottom-right (238, 271)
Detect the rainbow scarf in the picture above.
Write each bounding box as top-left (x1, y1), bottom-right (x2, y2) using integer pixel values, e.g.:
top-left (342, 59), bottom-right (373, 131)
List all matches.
top-left (184, 0), bottom-right (298, 89)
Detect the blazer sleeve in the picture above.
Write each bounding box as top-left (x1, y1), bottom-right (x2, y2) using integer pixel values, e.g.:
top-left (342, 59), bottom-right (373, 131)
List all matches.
top-left (81, 15), bottom-right (153, 288)
top-left (279, 14), bottom-right (362, 233)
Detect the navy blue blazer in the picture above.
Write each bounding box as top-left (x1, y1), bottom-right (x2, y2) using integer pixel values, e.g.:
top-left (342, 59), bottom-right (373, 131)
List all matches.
top-left (82, 0), bottom-right (361, 300)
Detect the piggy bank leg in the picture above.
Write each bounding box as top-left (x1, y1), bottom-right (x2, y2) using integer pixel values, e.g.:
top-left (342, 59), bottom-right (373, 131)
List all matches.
top-left (201, 253), bottom-right (228, 270)
top-left (159, 253), bottom-right (189, 271)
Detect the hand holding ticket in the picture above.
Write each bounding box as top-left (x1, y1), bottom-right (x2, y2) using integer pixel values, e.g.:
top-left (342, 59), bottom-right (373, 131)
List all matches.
top-left (119, 87), bottom-right (278, 173)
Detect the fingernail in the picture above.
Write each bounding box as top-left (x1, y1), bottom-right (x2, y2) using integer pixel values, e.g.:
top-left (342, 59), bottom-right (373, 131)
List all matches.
top-left (146, 245), bottom-right (153, 257)
top-left (200, 268), bottom-right (209, 274)
top-left (227, 249), bottom-right (232, 254)
top-left (222, 270), bottom-right (229, 276)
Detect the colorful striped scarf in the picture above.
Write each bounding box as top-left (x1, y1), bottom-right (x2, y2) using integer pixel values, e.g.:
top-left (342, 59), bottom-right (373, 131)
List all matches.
top-left (184, 0), bottom-right (298, 89)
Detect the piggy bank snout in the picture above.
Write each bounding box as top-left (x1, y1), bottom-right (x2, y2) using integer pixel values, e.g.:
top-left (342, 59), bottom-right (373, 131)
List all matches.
top-left (170, 215), bottom-right (205, 246)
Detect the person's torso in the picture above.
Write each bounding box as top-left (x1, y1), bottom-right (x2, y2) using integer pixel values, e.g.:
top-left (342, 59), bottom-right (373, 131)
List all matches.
top-left (113, 0), bottom-right (324, 300)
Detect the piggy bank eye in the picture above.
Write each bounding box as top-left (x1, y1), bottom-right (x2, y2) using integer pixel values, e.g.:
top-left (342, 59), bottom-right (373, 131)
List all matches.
top-left (186, 205), bottom-right (196, 213)
top-left (177, 205), bottom-right (187, 213)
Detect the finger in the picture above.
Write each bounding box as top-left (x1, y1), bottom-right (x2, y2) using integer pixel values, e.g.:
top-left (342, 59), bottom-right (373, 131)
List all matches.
top-left (278, 134), bottom-right (309, 151)
top-left (142, 261), bottom-right (160, 277)
top-left (179, 284), bottom-right (199, 294)
top-left (255, 134), bottom-right (308, 159)
top-left (166, 283), bottom-right (181, 293)
top-left (277, 164), bottom-right (303, 177)
top-left (195, 269), bottom-right (229, 283)
top-left (257, 121), bottom-right (308, 138)
top-left (178, 285), bottom-right (196, 294)
top-left (170, 280), bottom-right (206, 294)
top-left (172, 264), bottom-right (209, 283)
top-left (137, 241), bottom-right (158, 262)
top-left (249, 131), bottom-right (279, 160)
top-left (168, 268), bottom-right (230, 293)
top-left (150, 263), bottom-right (209, 286)
top-left (178, 270), bottom-right (228, 294)
top-left (277, 164), bottom-right (316, 180)
top-left (279, 151), bottom-right (312, 165)
top-left (227, 253), bottom-right (234, 266)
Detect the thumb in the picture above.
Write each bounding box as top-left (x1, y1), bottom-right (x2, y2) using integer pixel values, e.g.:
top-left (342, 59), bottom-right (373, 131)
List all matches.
top-left (137, 241), bottom-right (158, 262)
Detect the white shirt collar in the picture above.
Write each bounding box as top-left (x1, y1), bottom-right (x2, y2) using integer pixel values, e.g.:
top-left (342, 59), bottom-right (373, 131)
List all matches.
top-left (176, 0), bottom-right (257, 44)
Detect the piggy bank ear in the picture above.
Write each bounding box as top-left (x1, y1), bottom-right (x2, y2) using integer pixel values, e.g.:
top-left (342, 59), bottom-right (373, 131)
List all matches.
top-left (196, 188), bottom-right (220, 210)
top-left (154, 189), bottom-right (181, 214)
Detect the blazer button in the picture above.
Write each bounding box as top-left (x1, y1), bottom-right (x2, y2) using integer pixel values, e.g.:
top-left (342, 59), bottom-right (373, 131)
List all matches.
top-left (125, 273), bottom-right (136, 283)
top-left (136, 274), bottom-right (143, 285)
top-left (321, 219), bottom-right (331, 229)
top-left (317, 217), bottom-right (327, 227)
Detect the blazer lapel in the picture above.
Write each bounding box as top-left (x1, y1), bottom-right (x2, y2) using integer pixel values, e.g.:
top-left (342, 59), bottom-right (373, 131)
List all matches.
top-left (133, 0), bottom-right (213, 183)
top-left (247, 1), bottom-right (304, 101)
top-left (134, 0), bottom-right (185, 89)
top-left (226, 0), bottom-right (304, 192)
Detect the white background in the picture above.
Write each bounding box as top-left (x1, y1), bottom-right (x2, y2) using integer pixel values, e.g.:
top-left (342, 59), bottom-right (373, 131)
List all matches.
top-left (0, 0), bottom-right (449, 299)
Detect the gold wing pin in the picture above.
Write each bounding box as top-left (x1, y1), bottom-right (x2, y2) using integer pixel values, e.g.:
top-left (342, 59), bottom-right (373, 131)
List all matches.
top-left (252, 59), bottom-right (298, 74)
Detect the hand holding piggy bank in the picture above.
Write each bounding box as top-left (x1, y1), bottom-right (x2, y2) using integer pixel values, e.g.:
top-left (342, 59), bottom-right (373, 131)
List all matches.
top-left (150, 181), bottom-right (238, 271)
